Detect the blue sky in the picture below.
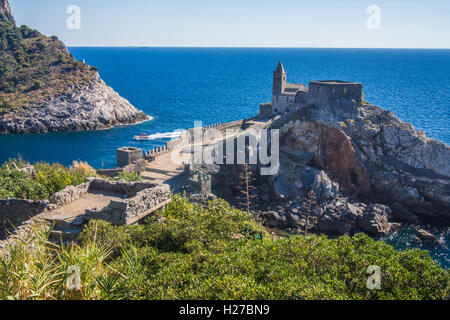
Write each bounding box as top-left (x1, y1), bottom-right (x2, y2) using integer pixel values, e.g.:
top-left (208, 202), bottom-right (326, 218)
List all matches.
top-left (9, 0), bottom-right (450, 48)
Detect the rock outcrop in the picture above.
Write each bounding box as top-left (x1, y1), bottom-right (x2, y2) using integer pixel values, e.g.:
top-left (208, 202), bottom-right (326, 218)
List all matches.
top-left (186, 98), bottom-right (449, 237)
top-left (0, 0), bottom-right (149, 134)
top-left (0, 73), bottom-right (150, 134)
top-left (271, 99), bottom-right (450, 222)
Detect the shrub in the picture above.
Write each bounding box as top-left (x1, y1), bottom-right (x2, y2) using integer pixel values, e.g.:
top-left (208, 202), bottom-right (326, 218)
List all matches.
top-left (34, 162), bottom-right (84, 197)
top-left (0, 158), bottom-right (94, 200)
top-left (71, 161), bottom-right (96, 178)
top-left (29, 79), bottom-right (43, 91)
top-left (1, 197), bottom-right (448, 300)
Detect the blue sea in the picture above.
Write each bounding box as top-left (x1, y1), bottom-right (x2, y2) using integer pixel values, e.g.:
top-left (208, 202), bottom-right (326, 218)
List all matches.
top-left (1, 48), bottom-right (449, 267)
top-left (0, 48), bottom-right (450, 268)
top-left (0, 48), bottom-right (449, 168)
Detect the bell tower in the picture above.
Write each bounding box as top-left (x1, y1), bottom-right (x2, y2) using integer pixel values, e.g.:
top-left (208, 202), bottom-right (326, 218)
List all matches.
top-left (273, 61), bottom-right (286, 95)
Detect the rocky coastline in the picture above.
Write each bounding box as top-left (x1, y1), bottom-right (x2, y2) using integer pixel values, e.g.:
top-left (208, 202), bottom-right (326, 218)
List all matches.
top-left (186, 99), bottom-right (450, 239)
top-left (0, 72), bottom-right (150, 134)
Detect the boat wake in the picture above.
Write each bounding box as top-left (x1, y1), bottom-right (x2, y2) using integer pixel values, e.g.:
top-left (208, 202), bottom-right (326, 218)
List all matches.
top-left (133, 129), bottom-right (187, 141)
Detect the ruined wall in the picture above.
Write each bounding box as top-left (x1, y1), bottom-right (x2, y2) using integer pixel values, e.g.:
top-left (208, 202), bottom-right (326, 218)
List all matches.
top-left (117, 147), bottom-right (143, 168)
top-left (85, 184), bottom-right (171, 224)
top-left (0, 199), bottom-right (49, 239)
top-left (50, 182), bottom-right (90, 206)
top-left (259, 103), bottom-right (273, 117)
top-left (88, 178), bottom-right (157, 196)
top-left (307, 81), bottom-right (363, 108)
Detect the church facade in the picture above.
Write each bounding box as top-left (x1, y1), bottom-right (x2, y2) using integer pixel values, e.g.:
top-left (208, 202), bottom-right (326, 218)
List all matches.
top-left (259, 61), bottom-right (363, 117)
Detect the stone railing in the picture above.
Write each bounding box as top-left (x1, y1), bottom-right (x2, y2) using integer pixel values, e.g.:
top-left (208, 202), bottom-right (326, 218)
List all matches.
top-left (144, 145), bottom-right (171, 160)
top-left (85, 183), bottom-right (171, 225)
top-left (50, 182), bottom-right (90, 206)
top-left (144, 119), bottom-right (249, 161)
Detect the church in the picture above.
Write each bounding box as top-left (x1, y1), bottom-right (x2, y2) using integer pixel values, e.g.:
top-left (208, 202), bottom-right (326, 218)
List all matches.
top-left (260, 61), bottom-right (363, 117)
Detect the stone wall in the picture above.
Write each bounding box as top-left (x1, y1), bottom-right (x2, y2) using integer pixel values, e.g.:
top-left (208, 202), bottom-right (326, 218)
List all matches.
top-left (88, 178), bottom-right (157, 196)
top-left (144, 119), bottom-right (247, 160)
top-left (307, 81), bottom-right (363, 108)
top-left (0, 199), bottom-right (49, 239)
top-left (0, 178), bottom-right (170, 239)
top-left (117, 147), bottom-right (143, 168)
top-left (50, 182), bottom-right (90, 206)
top-left (85, 184), bottom-right (171, 225)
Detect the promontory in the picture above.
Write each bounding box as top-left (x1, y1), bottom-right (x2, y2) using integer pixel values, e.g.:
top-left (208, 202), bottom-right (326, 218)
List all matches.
top-left (0, 0), bottom-right (149, 134)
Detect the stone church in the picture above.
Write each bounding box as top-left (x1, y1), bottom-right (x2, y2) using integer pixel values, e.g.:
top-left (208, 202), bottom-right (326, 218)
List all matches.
top-left (260, 61), bottom-right (363, 117)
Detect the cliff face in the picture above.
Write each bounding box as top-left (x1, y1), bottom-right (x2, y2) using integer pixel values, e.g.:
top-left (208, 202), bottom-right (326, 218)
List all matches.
top-left (264, 98), bottom-right (450, 233)
top-left (0, 73), bottom-right (149, 133)
top-left (187, 98), bottom-right (449, 237)
top-left (0, 0), bottom-right (149, 133)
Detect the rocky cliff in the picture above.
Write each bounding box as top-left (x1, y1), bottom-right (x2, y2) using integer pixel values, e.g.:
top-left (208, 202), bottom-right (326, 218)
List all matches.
top-left (187, 98), bottom-right (450, 238)
top-left (0, 0), bottom-right (149, 134)
top-left (253, 99), bottom-right (449, 236)
top-left (0, 72), bottom-right (149, 133)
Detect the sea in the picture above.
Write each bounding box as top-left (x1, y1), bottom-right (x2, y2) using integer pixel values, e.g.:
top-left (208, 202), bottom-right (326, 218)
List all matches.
top-left (0, 48), bottom-right (449, 267)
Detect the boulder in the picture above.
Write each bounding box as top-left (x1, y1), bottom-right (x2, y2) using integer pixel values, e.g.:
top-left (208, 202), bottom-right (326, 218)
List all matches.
top-left (273, 176), bottom-right (295, 200)
top-left (416, 229), bottom-right (437, 242)
top-left (358, 204), bottom-right (391, 236)
top-left (391, 202), bottom-right (419, 223)
top-left (311, 170), bottom-right (340, 202)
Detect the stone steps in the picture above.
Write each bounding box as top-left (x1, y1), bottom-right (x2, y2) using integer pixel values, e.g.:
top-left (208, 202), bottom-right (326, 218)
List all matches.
top-left (46, 216), bottom-right (85, 245)
top-left (49, 227), bottom-right (81, 244)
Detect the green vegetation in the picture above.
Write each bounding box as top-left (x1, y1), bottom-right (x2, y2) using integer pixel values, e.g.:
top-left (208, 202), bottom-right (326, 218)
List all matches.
top-left (1, 195), bottom-right (448, 300)
top-left (110, 171), bottom-right (142, 182)
top-left (0, 158), bottom-right (94, 200)
top-left (338, 121), bottom-right (347, 128)
top-left (0, 6), bottom-right (94, 109)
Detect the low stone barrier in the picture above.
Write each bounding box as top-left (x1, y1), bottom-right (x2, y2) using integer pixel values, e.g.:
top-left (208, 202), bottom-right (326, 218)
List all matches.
top-left (85, 184), bottom-right (171, 225)
top-left (97, 159), bottom-right (146, 178)
top-left (0, 199), bottom-right (49, 239)
top-left (88, 178), bottom-right (157, 196)
top-left (144, 119), bottom-right (248, 161)
top-left (50, 182), bottom-right (90, 206)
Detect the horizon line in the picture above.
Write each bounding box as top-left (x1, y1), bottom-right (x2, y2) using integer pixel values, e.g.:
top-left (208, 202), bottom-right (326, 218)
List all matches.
top-left (66, 45), bottom-right (450, 50)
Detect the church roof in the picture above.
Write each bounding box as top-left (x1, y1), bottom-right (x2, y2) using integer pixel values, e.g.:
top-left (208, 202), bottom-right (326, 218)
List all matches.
top-left (275, 61), bottom-right (285, 74)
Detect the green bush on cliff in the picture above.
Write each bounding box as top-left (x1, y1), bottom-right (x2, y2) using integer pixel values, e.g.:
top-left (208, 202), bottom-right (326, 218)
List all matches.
top-left (0, 158), bottom-right (90, 200)
top-left (0, 4), bottom-right (94, 109)
top-left (1, 195), bottom-right (447, 300)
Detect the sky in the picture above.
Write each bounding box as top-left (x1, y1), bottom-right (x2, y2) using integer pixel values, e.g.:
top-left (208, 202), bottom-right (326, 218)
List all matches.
top-left (8, 0), bottom-right (450, 48)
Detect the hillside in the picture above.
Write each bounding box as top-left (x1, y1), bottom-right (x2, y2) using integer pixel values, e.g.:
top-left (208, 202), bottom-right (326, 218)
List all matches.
top-left (0, 0), bottom-right (149, 133)
top-left (0, 0), bottom-right (94, 110)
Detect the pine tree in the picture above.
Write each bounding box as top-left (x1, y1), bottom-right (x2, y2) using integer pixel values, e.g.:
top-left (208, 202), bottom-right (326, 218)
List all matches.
top-left (237, 163), bottom-right (257, 214)
top-left (302, 190), bottom-right (319, 235)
